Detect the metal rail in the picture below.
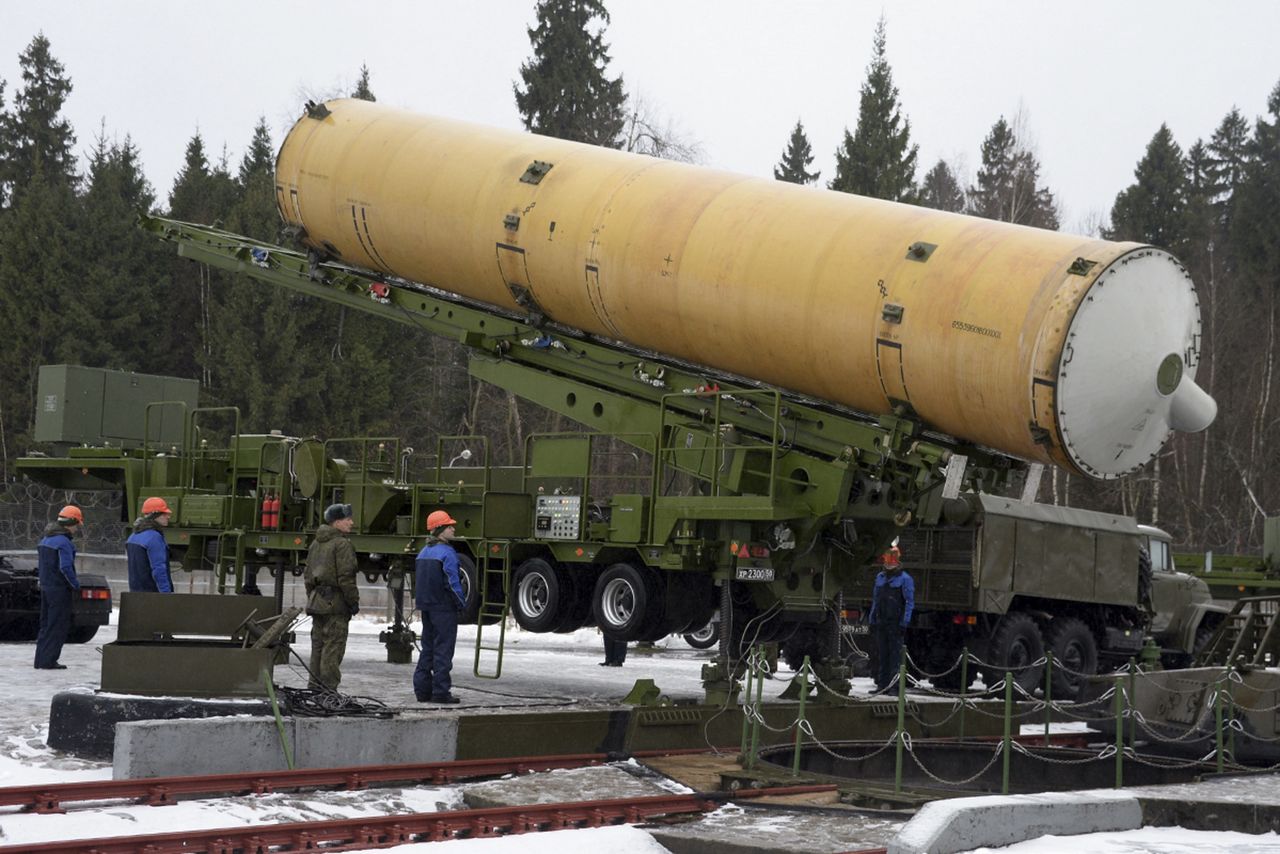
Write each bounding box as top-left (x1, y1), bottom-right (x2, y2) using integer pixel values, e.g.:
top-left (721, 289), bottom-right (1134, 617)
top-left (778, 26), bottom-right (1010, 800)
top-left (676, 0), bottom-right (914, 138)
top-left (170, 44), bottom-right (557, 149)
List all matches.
top-left (0, 749), bottom-right (716, 814)
top-left (0, 784), bottom-right (839, 853)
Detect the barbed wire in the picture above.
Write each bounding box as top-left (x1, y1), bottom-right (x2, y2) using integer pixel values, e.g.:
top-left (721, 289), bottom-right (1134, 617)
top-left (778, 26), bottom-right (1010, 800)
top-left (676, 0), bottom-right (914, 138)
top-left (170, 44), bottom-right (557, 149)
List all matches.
top-left (0, 480), bottom-right (125, 551)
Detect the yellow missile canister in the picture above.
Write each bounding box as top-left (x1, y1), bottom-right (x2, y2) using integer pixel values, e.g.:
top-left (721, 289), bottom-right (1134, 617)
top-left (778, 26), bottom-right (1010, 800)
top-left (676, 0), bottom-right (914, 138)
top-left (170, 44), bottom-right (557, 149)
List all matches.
top-left (275, 99), bottom-right (1215, 479)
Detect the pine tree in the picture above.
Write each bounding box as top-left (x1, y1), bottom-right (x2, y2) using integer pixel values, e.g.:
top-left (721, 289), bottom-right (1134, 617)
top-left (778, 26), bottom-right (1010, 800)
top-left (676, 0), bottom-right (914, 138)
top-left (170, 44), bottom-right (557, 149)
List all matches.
top-left (828, 17), bottom-right (918, 201)
top-left (514, 0), bottom-right (626, 147)
top-left (0, 164), bottom-right (84, 472)
top-left (0, 35), bottom-right (82, 474)
top-left (1206, 108), bottom-right (1251, 238)
top-left (1106, 124), bottom-right (1188, 248)
top-left (917, 159), bottom-right (965, 212)
top-left (236, 117), bottom-right (275, 200)
top-left (0, 77), bottom-right (9, 209)
top-left (773, 119), bottom-right (819, 185)
top-left (352, 65), bottom-right (376, 101)
top-left (1232, 80), bottom-right (1280, 291)
top-left (77, 129), bottom-right (169, 371)
top-left (1, 33), bottom-right (76, 199)
top-left (165, 132), bottom-right (239, 387)
top-left (968, 116), bottom-right (1059, 229)
top-left (1225, 80), bottom-right (1280, 539)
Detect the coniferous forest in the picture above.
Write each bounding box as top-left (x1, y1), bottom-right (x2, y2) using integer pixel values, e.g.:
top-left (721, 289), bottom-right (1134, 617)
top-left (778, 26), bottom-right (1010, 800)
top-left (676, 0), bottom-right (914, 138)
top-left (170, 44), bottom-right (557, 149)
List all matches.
top-left (0, 6), bottom-right (1276, 554)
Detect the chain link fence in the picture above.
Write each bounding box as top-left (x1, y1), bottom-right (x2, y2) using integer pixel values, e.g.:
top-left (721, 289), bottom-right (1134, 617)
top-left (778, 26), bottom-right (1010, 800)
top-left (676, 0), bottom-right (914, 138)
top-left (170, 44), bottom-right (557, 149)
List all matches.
top-left (0, 480), bottom-right (125, 552)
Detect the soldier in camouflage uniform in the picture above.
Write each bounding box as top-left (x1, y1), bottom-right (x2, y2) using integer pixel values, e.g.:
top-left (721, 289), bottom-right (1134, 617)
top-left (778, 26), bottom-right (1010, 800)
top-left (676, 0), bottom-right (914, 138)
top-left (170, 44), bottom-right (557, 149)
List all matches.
top-left (304, 503), bottom-right (360, 690)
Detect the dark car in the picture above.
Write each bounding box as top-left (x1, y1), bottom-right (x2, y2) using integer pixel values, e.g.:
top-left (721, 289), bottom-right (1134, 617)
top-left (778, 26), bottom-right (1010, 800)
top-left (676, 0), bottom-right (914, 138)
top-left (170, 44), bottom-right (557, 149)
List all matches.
top-left (0, 554), bottom-right (112, 643)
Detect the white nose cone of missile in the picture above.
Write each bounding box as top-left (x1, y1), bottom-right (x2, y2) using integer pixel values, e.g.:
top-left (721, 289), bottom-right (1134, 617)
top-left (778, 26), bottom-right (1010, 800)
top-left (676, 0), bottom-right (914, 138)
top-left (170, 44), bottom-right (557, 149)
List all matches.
top-left (1055, 248), bottom-right (1216, 479)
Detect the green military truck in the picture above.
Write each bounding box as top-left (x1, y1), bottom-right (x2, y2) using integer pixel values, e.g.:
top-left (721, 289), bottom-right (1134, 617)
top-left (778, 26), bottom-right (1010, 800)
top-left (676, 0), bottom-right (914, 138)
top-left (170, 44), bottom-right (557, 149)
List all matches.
top-left (835, 494), bottom-right (1227, 698)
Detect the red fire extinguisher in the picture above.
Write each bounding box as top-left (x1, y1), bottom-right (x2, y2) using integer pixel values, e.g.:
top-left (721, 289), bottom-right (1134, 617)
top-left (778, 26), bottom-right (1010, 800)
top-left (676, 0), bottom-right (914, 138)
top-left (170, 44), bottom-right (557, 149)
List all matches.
top-left (261, 493), bottom-right (280, 529)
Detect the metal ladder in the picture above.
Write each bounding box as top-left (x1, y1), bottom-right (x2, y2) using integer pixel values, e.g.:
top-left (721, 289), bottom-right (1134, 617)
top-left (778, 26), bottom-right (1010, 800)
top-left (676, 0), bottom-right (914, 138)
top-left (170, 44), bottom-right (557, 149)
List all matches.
top-left (472, 541), bottom-right (511, 679)
top-left (1195, 595), bottom-right (1280, 667)
top-left (214, 529), bottom-right (246, 594)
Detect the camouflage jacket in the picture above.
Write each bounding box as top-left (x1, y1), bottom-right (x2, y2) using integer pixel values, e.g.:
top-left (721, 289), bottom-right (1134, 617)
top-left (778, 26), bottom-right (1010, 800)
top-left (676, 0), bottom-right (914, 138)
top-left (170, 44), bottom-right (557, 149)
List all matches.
top-left (304, 524), bottom-right (359, 617)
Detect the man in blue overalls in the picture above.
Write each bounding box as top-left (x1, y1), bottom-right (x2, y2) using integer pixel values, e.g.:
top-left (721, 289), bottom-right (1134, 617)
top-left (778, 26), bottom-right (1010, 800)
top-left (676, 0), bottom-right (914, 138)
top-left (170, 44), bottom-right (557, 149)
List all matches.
top-left (34, 505), bottom-right (83, 670)
top-left (869, 546), bottom-right (914, 693)
top-left (413, 509), bottom-right (465, 704)
top-left (126, 497), bottom-right (174, 592)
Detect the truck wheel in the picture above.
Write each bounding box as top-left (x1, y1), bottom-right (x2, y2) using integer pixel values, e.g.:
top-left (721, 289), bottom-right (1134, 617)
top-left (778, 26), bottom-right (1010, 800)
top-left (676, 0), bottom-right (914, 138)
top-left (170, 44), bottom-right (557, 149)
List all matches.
top-left (1165, 622), bottom-right (1217, 669)
top-left (66, 625), bottom-right (99, 644)
top-left (781, 625), bottom-right (819, 670)
top-left (456, 554), bottom-right (501, 626)
top-left (593, 563), bottom-right (663, 641)
top-left (511, 558), bottom-right (570, 633)
top-left (985, 612), bottom-right (1045, 695)
top-left (554, 568), bottom-right (597, 634)
top-left (930, 643), bottom-right (976, 692)
top-left (1046, 618), bottom-right (1097, 700)
top-left (683, 621), bottom-right (719, 649)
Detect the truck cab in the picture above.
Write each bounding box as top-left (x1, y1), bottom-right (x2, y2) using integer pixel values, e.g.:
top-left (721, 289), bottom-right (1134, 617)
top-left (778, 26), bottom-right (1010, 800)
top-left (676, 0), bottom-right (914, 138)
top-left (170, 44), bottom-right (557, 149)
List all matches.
top-left (1139, 524), bottom-right (1226, 665)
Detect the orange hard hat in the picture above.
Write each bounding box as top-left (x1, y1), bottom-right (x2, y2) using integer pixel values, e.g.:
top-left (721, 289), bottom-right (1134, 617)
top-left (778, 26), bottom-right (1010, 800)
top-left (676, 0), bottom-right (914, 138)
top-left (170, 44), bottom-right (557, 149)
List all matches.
top-left (426, 509), bottom-right (458, 531)
top-left (58, 505), bottom-right (84, 524)
top-left (142, 497), bottom-right (173, 516)
top-left (879, 546), bottom-right (901, 568)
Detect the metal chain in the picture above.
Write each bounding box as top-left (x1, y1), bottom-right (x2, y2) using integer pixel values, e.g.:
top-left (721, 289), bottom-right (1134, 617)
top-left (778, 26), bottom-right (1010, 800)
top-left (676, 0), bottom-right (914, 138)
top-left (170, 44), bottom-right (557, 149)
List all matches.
top-left (1008, 740), bottom-right (1117, 766)
top-left (799, 726), bottom-right (899, 764)
top-left (905, 735), bottom-right (1005, 786)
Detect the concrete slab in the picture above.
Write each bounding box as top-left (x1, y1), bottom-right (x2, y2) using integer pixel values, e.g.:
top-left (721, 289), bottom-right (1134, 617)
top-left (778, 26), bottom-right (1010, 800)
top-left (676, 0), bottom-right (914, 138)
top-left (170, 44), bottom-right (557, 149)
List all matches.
top-left (462, 765), bottom-right (672, 809)
top-left (115, 716), bottom-right (295, 779)
top-left (113, 713), bottom-right (459, 779)
top-left (648, 802), bottom-right (904, 854)
top-left (293, 716), bottom-right (458, 768)
top-left (887, 791), bottom-right (1143, 854)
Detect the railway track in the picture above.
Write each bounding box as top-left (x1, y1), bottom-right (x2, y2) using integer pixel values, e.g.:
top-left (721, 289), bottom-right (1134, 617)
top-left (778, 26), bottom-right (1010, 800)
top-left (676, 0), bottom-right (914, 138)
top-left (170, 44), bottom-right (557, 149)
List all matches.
top-left (0, 749), bottom-right (719, 814)
top-left (0, 784), bottom-right (848, 853)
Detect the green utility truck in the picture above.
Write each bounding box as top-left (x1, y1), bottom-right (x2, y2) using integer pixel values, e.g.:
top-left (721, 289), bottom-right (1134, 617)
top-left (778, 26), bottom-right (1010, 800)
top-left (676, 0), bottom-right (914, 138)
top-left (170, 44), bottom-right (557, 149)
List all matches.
top-left (821, 495), bottom-right (1227, 697)
top-left (1170, 517), bottom-right (1280, 601)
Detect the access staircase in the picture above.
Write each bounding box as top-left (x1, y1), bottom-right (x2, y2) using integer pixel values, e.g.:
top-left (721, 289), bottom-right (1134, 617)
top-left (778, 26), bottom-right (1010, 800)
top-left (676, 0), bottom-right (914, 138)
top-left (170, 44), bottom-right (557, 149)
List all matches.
top-left (1194, 595), bottom-right (1280, 667)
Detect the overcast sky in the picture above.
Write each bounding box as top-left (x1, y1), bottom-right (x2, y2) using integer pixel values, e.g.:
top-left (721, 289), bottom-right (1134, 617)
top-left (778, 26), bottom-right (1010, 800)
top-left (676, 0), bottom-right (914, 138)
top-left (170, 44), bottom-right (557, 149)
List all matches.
top-left (3, 1), bottom-right (1278, 235)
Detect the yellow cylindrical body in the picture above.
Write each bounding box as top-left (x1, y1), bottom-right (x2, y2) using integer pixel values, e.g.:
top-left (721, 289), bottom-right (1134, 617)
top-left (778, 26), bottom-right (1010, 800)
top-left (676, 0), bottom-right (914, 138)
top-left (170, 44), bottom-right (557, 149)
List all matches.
top-left (276, 99), bottom-right (1211, 479)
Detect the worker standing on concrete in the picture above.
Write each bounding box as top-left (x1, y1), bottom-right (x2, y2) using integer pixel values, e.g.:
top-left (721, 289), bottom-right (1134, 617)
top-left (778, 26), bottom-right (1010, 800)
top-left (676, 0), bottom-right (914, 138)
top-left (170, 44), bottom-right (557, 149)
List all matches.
top-left (414, 509), bottom-right (465, 704)
top-left (34, 505), bottom-right (83, 670)
top-left (868, 546), bottom-right (914, 694)
top-left (126, 497), bottom-right (174, 592)
top-left (304, 503), bottom-right (360, 691)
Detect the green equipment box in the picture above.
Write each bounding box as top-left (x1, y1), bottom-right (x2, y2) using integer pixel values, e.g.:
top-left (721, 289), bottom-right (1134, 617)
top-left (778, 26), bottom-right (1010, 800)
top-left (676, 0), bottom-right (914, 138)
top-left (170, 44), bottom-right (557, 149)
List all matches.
top-left (34, 364), bottom-right (198, 448)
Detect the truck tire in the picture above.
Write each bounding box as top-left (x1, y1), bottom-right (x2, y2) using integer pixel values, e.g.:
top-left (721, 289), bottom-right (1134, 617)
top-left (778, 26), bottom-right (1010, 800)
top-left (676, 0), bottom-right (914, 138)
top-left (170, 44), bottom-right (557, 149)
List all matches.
top-left (781, 624), bottom-right (820, 671)
top-left (456, 554), bottom-right (501, 626)
top-left (683, 621), bottom-right (719, 649)
top-left (1163, 622), bottom-right (1217, 670)
top-left (554, 568), bottom-right (597, 634)
top-left (511, 558), bottom-right (571, 633)
top-left (66, 625), bottom-right (100, 644)
top-left (1045, 617), bottom-right (1098, 700)
top-left (930, 643), bottom-right (977, 692)
top-left (593, 563), bottom-right (664, 642)
top-left (985, 612), bottom-right (1045, 695)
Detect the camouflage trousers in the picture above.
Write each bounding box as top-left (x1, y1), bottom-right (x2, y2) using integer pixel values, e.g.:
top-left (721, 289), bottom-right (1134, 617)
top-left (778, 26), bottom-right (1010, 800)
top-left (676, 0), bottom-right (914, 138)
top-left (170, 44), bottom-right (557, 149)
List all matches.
top-left (309, 613), bottom-right (350, 691)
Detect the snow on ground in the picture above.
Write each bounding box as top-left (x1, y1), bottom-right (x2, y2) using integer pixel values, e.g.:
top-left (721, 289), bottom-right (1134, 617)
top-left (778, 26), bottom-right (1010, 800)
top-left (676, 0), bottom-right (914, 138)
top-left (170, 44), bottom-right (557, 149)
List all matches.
top-left (2, 610), bottom-right (1278, 852)
top-left (0, 612), bottom-right (723, 851)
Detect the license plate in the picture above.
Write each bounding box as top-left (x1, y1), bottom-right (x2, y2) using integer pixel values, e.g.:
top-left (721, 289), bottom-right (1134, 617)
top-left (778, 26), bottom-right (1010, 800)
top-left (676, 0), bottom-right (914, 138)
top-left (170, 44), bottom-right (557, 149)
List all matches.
top-left (734, 566), bottom-right (775, 582)
top-left (844, 624), bottom-right (869, 636)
